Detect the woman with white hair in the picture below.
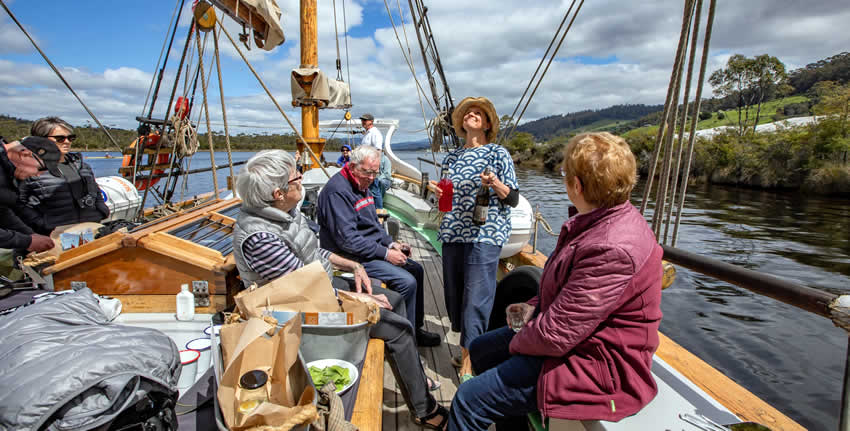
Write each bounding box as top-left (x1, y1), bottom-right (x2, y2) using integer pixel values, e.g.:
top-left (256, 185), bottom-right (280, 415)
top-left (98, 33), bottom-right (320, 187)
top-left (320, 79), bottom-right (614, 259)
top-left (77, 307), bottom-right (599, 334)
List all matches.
top-left (232, 150), bottom-right (448, 430)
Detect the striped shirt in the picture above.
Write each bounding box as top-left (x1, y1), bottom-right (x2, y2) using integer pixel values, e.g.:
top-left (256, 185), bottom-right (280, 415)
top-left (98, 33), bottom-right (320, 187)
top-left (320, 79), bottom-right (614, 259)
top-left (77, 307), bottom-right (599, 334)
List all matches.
top-left (242, 231), bottom-right (333, 281)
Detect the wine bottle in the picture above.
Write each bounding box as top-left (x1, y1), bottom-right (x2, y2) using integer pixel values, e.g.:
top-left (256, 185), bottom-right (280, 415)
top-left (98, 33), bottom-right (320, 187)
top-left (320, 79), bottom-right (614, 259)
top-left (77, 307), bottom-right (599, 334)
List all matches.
top-left (473, 167), bottom-right (491, 225)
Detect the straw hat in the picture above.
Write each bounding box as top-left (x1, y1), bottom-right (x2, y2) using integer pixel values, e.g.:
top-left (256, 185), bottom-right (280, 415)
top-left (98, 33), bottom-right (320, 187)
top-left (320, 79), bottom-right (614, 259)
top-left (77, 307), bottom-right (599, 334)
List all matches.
top-left (452, 97), bottom-right (500, 142)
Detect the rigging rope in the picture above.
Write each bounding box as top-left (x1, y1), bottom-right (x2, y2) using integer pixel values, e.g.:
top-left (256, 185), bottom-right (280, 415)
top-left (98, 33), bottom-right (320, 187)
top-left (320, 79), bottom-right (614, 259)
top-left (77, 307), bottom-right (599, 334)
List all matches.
top-left (0, 0), bottom-right (123, 152)
top-left (342, 0), bottom-right (352, 104)
top-left (392, 0), bottom-right (441, 165)
top-left (637, 0), bottom-right (716, 248)
top-left (652, 0), bottom-right (694, 237)
top-left (195, 26), bottom-right (220, 199)
top-left (502, 0), bottom-right (586, 143)
top-left (217, 22), bottom-right (332, 180)
top-left (639, 0), bottom-right (696, 217)
top-left (663, 0), bottom-right (703, 243)
top-left (672, 0), bottom-right (716, 247)
top-left (141, 0), bottom-right (183, 117)
top-left (382, 0), bottom-right (438, 115)
top-left (332, 0), bottom-right (343, 80)
top-left (498, 2), bottom-right (574, 144)
top-left (213, 25), bottom-right (236, 182)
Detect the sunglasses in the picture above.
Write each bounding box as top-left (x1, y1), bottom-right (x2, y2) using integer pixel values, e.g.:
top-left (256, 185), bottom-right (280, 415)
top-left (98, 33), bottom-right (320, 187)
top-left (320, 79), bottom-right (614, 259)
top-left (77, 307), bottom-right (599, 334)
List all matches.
top-left (48, 134), bottom-right (77, 143)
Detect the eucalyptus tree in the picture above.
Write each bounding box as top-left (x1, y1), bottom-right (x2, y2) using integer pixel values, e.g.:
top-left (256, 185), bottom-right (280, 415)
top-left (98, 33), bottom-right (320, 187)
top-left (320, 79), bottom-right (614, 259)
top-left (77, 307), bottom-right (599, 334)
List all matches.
top-left (709, 54), bottom-right (787, 135)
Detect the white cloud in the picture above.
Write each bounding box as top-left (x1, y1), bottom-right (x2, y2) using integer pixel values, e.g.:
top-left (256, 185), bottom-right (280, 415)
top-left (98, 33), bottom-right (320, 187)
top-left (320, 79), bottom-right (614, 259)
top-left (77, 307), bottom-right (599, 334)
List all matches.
top-left (1, 0), bottom-right (848, 142)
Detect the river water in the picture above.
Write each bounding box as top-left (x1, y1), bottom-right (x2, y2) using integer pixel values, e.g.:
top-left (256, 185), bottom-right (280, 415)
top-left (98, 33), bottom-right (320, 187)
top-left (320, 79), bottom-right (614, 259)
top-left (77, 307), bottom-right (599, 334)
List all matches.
top-left (87, 149), bottom-right (843, 430)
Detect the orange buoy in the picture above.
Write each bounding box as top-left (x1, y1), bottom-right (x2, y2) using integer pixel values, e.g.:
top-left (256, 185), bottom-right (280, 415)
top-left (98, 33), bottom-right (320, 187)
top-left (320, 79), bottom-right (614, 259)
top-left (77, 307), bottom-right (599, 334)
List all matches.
top-left (121, 133), bottom-right (171, 191)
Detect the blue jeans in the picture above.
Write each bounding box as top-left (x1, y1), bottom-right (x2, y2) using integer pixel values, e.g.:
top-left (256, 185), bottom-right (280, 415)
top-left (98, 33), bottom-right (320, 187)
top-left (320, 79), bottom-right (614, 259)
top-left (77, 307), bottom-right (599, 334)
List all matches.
top-left (368, 178), bottom-right (389, 209)
top-left (442, 242), bottom-right (501, 348)
top-left (448, 327), bottom-right (543, 431)
top-left (361, 258), bottom-right (425, 331)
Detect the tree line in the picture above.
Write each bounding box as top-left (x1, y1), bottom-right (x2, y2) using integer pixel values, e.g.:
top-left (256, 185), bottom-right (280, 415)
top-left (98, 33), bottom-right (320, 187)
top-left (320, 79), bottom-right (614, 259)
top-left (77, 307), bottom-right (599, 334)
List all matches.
top-left (0, 115), bottom-right (347, 152)
top-left (501, 51), bottom-right (850, 195)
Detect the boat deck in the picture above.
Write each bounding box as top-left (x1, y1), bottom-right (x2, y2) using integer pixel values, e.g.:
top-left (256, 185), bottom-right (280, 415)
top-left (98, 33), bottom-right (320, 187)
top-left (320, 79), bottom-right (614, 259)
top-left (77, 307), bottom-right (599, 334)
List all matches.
top-left (382, 222), bottom-right (459, 429)
top-left (384, 222), bottom-right (807, 431)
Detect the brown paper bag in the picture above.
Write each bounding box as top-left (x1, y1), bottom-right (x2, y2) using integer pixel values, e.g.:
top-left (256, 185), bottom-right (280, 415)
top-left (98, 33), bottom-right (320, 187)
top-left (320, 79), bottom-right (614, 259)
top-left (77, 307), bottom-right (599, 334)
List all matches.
top-left (236, 262), bottom-right (339, 319)
top-left (218, 316), bottom-right (317, 430)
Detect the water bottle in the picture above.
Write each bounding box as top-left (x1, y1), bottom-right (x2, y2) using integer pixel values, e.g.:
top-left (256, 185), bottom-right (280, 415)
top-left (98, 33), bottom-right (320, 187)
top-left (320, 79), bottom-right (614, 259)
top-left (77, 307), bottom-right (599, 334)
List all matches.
top-left (176, 284), bottom-right (195, 321)
top-left (438, 174), bottom-right (453, 212)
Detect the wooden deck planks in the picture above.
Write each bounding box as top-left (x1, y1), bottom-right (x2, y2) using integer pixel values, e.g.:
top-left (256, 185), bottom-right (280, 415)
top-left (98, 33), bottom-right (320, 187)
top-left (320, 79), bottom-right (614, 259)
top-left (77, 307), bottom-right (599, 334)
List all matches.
top-left (380, 223), bottom-right (460, 429)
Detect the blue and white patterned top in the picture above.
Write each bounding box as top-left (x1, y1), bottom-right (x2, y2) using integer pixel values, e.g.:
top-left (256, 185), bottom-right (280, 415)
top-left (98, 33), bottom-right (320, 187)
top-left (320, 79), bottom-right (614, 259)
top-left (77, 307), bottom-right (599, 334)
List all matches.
top-left (438, 144), bottom-right (518, 247)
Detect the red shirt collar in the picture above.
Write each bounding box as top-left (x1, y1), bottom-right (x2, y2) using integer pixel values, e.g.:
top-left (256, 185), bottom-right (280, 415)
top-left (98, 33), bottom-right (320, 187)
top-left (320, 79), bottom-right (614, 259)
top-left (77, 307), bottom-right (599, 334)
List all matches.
top-left (340, 163), bottom-right (366, 193)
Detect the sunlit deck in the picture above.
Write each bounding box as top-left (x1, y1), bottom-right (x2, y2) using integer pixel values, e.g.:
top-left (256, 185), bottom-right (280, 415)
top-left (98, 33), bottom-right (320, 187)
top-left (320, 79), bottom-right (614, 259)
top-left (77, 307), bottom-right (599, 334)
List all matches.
top-left (382, 222), bottom-right (459, 429)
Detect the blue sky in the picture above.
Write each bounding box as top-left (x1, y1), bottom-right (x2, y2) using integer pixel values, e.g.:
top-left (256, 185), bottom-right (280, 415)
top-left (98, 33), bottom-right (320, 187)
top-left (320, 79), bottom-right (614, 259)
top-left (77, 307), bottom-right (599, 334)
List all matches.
top-left (1, 0), bottom-right (849, 141)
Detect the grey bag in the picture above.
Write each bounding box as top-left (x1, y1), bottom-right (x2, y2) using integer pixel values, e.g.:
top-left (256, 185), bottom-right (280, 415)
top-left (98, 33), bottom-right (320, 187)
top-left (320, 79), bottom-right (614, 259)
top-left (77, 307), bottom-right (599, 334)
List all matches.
top-left (0, 288), bottom-right (180, 430)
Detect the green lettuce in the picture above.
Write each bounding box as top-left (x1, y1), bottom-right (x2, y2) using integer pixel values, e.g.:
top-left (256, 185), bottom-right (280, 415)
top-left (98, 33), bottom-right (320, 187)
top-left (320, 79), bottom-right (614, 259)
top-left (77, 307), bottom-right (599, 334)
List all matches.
top-left (309, 365), bottom-right (351, 392)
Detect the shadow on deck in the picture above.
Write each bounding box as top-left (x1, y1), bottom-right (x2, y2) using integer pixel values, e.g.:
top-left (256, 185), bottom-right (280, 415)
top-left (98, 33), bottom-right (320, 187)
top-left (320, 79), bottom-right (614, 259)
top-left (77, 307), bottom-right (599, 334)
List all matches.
top-left (382, 222), bottom-right (461, 430)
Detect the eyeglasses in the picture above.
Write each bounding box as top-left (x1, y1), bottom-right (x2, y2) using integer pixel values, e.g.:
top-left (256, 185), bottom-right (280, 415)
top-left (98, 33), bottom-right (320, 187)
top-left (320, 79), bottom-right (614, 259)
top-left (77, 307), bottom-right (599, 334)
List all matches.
top-left (288, 174), bottom-right (303, 184)
top-left (356, 167), bottom-right (379, 177)
top-left (48, 134), bottom-right (77, 143)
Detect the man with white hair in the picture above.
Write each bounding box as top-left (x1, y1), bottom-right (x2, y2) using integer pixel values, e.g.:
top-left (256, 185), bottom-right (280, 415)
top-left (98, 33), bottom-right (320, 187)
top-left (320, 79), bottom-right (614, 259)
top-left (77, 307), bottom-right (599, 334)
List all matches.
top-left (317, 145), bottom-right (441, 347)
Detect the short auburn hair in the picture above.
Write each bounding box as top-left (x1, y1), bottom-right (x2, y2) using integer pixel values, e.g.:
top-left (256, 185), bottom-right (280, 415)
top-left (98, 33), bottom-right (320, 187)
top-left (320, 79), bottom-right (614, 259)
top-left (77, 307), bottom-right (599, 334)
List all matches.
top-left (561, 132), bottom-right (637, 208)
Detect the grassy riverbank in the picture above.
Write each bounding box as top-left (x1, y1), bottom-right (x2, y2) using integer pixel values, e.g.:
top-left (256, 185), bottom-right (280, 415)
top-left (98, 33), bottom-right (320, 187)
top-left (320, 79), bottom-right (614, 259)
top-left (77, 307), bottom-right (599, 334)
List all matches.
top-left (509, 113), bottom-right (850, 195)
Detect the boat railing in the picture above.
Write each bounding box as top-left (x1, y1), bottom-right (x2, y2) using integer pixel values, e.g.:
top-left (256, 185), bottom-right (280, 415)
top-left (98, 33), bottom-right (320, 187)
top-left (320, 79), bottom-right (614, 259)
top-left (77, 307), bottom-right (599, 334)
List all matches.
top-left (660, 244), bottom-right (850, 430)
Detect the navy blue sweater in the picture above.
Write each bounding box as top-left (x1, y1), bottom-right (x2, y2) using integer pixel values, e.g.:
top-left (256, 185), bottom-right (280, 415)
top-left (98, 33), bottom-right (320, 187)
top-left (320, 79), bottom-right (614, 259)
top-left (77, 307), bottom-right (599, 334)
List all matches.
top-left (317, 165), bottom-right (391, 262)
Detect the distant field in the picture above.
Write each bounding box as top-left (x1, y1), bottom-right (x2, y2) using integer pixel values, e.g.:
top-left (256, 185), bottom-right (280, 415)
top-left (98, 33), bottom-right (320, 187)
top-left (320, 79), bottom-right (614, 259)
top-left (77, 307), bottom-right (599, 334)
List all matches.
top-left (576, 119), bottom-right (631, 133)
top-left (623, 95), bottom-right (810, 137)
top-left (696, 95), bottom-right (809, 129)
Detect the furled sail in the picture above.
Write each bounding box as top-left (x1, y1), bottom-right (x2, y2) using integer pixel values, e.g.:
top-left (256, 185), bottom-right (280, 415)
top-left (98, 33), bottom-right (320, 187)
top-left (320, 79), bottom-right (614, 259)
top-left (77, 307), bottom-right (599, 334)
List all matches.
top-left (210, 0), bottom-right (285, 50)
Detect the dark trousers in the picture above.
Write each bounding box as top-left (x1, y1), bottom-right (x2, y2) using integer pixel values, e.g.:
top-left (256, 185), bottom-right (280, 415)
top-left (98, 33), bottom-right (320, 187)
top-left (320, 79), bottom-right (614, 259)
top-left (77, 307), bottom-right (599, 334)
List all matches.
top-left (332, 276), bottom-right (430, 418)
top-left (442, 242), bottom-right (501, 348)
top-left (361, 258), bottom-right (425, 331)
top-left (447, 326), bottom-right (543, 431)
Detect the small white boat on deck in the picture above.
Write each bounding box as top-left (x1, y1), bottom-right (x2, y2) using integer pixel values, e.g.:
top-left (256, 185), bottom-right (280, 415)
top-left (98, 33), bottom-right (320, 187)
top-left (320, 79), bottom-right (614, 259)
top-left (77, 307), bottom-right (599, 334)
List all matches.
top-left (318, 118), bottom-right (534, 259)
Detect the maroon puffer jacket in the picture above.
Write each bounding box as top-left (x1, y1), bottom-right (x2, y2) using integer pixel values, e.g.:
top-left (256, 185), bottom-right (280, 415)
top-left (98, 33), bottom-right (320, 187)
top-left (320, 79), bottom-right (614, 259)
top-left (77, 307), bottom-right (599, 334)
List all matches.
top-left (509, 202), bottom-right (663, 421)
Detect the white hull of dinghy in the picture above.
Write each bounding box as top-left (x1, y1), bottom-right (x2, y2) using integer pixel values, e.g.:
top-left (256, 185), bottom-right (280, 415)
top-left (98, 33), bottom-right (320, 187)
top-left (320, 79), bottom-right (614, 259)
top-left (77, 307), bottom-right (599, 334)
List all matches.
top-left (383, 183), bottom-right (533, 259)
top-left (317, 117), bottom-right (533, 258)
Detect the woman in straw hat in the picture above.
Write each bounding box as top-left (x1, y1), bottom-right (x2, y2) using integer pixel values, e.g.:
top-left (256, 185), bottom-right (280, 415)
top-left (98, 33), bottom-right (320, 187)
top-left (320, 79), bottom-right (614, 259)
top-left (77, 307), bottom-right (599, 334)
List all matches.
top-left (430, 97), bottom-right (519, 382)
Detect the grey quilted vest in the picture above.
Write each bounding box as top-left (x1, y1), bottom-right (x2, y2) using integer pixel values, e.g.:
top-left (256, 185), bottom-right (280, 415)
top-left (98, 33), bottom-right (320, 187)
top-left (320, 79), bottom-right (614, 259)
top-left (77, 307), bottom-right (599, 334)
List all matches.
top-left (233, 206), bottom-right (333, 287)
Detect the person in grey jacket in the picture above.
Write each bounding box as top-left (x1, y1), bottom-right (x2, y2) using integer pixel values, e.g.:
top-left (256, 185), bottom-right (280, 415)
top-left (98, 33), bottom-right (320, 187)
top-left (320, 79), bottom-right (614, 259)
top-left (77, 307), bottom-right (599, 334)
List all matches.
top-left (232, 150), bottom-right (448, 430)
top-left (17, 117), bottom-right (108, 235)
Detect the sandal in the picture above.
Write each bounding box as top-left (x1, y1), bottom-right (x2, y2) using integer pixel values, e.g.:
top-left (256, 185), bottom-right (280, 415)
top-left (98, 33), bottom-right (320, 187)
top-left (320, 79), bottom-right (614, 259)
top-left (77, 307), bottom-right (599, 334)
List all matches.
top-left (412, 402), bottom-right (449, 430)
top-left (427, 376), bottom-right (441, 391)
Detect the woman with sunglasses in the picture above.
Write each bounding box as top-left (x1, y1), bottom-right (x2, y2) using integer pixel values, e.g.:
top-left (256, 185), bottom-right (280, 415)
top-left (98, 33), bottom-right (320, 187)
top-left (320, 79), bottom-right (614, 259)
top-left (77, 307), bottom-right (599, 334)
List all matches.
top-left (17, 117), bottom-right (108, 235)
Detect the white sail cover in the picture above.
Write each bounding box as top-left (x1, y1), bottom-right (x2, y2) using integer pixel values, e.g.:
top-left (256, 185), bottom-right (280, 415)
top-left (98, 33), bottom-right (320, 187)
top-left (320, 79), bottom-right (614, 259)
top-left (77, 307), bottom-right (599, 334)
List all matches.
top-left (226, 0), bottom-right (285, 51)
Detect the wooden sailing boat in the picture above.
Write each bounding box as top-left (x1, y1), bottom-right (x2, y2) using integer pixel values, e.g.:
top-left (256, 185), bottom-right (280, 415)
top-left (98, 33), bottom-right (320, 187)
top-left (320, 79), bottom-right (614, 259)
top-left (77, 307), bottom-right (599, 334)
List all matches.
top-left (4, 0), bottom-right (838, 429)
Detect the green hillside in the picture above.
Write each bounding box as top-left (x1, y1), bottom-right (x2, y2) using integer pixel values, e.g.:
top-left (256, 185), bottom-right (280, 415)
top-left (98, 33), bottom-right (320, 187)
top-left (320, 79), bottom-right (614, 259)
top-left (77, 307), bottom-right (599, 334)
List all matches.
top-left (623, 95), bottom-right (811, 138)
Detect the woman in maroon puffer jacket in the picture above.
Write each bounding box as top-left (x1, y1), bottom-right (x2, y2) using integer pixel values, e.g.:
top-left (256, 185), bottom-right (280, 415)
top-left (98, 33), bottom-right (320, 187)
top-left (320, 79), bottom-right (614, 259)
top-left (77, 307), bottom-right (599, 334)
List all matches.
top-left (447, 132), bottom-right (663, 431)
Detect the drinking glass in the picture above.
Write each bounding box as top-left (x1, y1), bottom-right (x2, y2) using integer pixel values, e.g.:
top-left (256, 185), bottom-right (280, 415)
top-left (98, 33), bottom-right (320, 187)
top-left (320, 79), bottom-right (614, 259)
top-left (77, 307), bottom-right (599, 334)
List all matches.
top-left (507, 308), bottom-right (524, 333)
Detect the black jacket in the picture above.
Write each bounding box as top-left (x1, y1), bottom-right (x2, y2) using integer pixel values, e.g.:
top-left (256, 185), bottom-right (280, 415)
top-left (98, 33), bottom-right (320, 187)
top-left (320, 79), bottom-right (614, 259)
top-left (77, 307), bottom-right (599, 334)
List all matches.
top-left (0, 146), bottom-right (34, 250)
top-left (17, 152), bottom-right (109, 235)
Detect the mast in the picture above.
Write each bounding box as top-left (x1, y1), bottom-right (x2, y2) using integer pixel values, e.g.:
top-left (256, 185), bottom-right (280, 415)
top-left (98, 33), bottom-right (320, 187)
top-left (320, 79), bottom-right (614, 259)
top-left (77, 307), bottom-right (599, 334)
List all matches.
top-left (298, 0), bottom-right (325, 170)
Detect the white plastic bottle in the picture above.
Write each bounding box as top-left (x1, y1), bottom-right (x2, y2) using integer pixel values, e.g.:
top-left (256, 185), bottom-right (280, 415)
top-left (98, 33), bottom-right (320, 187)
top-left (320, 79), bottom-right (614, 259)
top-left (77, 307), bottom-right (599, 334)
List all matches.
top-left (176, 284), bottom-right (195, 321)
